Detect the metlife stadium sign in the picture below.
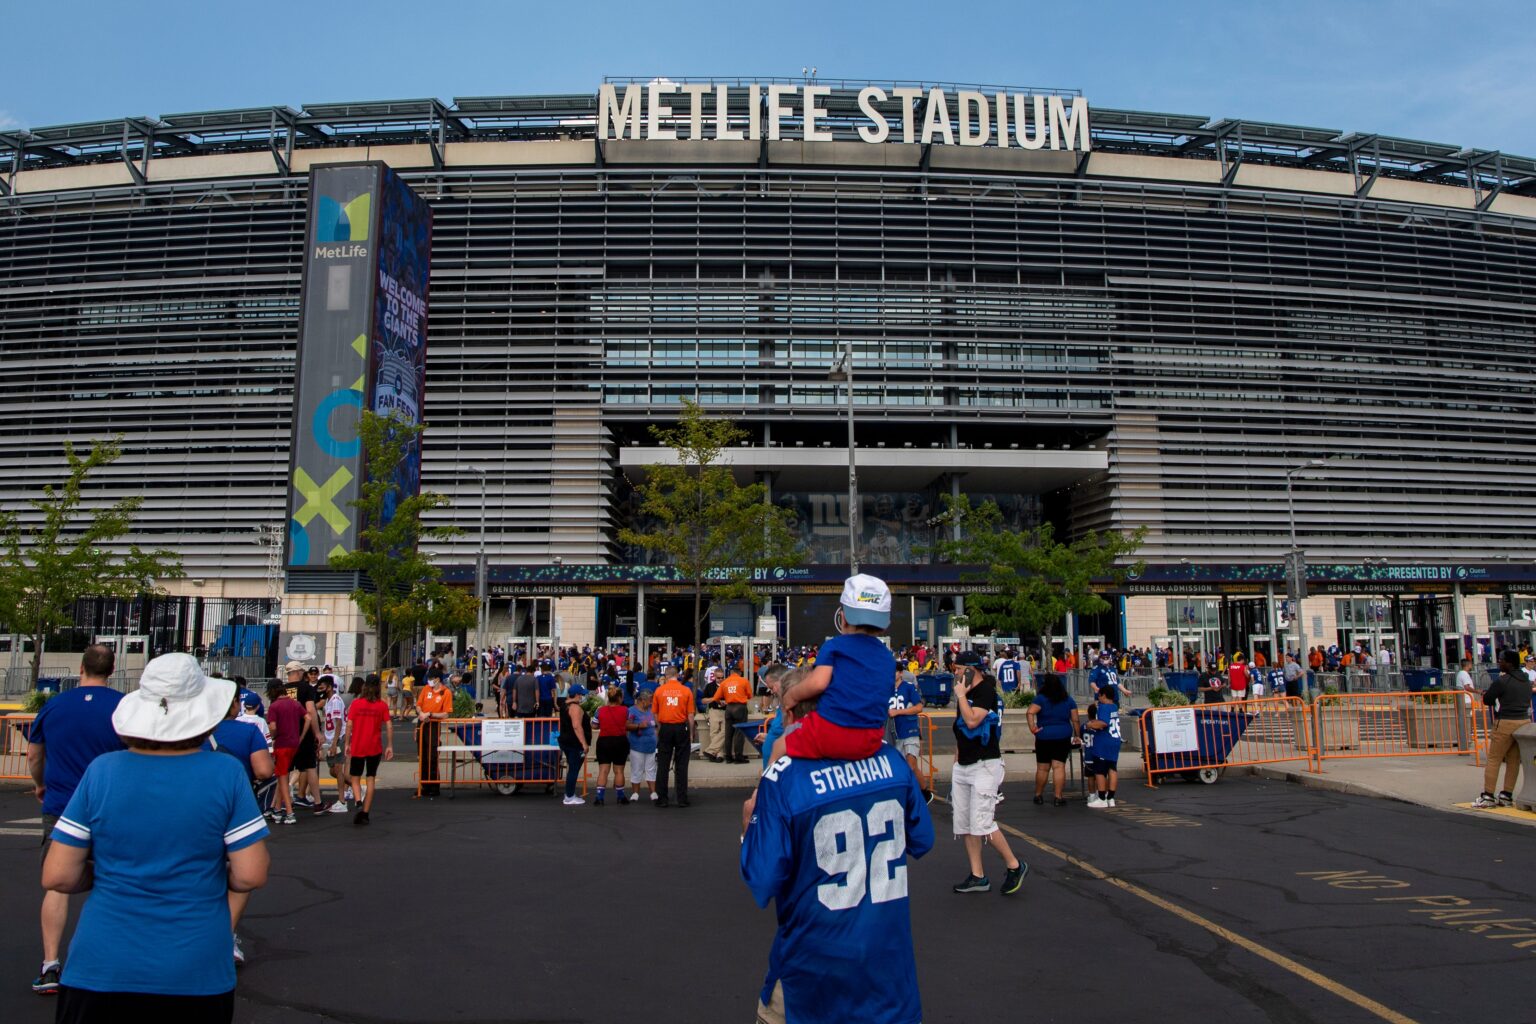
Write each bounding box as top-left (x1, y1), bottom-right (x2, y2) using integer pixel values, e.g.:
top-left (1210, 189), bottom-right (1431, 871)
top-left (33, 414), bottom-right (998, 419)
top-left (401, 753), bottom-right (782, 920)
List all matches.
top-left (597, 82), bottom-right (1091, 150)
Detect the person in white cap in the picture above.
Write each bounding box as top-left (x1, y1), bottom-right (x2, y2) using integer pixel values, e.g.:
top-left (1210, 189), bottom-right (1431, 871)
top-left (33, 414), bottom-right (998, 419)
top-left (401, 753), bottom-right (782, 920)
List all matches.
top-left (773, 573), bottom-right (899, 763)
top-left (41, 653), bottom-right (270, 1022)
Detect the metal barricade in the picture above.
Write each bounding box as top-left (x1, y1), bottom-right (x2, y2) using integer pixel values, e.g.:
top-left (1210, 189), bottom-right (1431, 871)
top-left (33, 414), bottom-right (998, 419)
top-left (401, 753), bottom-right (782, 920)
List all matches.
top-left (1140, 697), bottom-right (1314, 787)
top-left (416, 716), bottom-right (589, 798)
top-left (914, 712), bottom-right (938, 795)
top-left (1312, 691), bottom-right (1487, 769)
top-left (1, 714), bottom-right (35, 779)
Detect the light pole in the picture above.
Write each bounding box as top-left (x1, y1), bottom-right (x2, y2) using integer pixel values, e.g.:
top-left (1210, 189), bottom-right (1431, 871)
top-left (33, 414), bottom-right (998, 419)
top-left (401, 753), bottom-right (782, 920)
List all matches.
top-left (1284, 458), bottom-right (1327, 690)
top-left (828, 339), bottom-right (859, 572)
top-left (475, 468), bottom-right (488, 694)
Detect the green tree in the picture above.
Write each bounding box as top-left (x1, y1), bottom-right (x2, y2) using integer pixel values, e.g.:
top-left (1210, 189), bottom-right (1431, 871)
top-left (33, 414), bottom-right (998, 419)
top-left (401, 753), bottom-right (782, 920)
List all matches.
top-left (329, 412), bottom-right (477, 670)
top-left (0, 437), bottom-right (183, 683)
top-left (618, 401), bottom-right (803, 647)
top-left (929, 494), bottom-right (1146, 664)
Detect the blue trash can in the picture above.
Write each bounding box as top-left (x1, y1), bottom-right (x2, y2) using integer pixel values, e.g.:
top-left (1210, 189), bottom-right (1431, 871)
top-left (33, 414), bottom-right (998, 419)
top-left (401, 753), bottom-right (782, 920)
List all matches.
top-left (1165, 672), bottom-right (1200, 701)
top-left (1403, 669), bottom-right (1443, 692)
top-left (36, 677), bottom-right (61, 695)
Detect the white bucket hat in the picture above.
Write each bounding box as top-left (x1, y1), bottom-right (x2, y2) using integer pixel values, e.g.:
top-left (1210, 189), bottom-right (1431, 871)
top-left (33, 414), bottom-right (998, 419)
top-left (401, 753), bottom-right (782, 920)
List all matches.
top-left (840, 573), bottom-right (892, 628)
top-left (112, 653), bottom-right (236, 743)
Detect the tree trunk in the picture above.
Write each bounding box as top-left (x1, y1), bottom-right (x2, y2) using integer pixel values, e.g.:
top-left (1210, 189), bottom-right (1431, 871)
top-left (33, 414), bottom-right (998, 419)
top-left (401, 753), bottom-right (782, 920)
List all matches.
top-left (29, 626), bottom-right (42, 686)
top-left (693, 583), bottom-right (703, 650)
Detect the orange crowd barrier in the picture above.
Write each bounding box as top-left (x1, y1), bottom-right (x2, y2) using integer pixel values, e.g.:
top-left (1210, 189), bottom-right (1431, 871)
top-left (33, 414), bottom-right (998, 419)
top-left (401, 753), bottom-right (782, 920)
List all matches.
top-left (913, 712), bottom-right (937, 795)
top-left (415, 717), bottom-right (588, 799)
top-left (1, 714), bottom-right (35, 781)
top-left (1311, 691), bottom-right (1488, 770)
top-left (1140, 696), bottom-right (1314, 787)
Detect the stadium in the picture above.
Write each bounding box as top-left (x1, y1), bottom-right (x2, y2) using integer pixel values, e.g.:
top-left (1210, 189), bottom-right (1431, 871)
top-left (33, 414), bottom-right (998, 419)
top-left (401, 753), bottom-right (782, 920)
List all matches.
top-left (2, 76), bottom-right (1534, 677)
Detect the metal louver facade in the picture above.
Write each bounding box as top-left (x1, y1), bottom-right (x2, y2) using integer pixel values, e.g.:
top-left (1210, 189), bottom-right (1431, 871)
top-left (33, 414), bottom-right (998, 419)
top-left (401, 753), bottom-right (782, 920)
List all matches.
top-left (1, 87), bottom-right (1534, 585)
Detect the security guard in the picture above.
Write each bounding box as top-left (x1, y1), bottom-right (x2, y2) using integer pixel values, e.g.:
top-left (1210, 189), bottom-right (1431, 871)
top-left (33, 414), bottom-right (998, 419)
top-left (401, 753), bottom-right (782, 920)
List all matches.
top-left (652, 669), bottom-right (697, 808)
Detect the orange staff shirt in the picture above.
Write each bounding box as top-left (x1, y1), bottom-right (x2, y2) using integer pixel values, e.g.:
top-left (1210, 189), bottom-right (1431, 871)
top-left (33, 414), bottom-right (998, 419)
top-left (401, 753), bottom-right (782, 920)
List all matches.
top-left (653, 681), bottom-right (696, 724)
top-left (416, 685), bottom-right (453, 716)
top-left (719, 674), bottom-right (752, 704)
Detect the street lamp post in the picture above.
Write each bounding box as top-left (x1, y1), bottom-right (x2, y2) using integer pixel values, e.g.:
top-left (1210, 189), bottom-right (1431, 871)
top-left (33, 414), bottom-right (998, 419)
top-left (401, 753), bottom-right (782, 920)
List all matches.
top-left (828, 340), bottom-right (859, 573)
top-left (1284, 458), bottom-right (1327, 692)
top-left (475, 469), bottom-right (488, 697)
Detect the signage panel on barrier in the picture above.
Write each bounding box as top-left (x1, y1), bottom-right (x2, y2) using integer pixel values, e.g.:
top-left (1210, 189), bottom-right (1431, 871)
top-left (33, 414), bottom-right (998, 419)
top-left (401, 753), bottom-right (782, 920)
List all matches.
top-left (1151, 707), bottom-right (1199, 754)
top-left (482, 719), bottom-right (525, 750)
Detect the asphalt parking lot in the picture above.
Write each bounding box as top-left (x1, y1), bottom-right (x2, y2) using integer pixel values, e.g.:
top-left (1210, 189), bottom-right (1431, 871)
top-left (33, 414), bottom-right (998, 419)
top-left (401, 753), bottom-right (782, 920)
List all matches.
top-left (2, 773), bottom-right (1531, 1023)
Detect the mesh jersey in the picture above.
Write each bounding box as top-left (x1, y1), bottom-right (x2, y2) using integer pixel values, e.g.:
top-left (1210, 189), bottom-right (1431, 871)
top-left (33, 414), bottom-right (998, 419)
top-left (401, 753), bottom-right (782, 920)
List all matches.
top-left (741, 747), bottom-right (934, 1024)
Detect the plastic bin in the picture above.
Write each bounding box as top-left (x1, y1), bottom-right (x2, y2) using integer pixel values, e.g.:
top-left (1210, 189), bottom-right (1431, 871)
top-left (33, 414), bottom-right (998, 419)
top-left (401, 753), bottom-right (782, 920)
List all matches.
top-left (1403, 669), bottom-right (1443, 692)
top-left (917, 673), bottom-right (952, 707)
top-left (1164, 672), bottom-right (1200, 701)
top-left (36, 677), bottom-right (61, 694)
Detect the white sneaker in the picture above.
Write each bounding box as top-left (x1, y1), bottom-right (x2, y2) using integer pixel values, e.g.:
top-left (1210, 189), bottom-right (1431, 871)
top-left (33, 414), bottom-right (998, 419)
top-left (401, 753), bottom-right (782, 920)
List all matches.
top-left (327, 802), bottom-right (350, 814)
top-left (1105, 798), bottom-right (1117, 808)
top-left (650, 792), bottom-right (659, 801)
top-left (629, 792), bottom-right (641, 803)
top-left (232, 934), bottom-right (245, 966)
top-left (562, 795), bottom-right (584, 806)
top-left (1086, 795), bottom-right (1108, 809)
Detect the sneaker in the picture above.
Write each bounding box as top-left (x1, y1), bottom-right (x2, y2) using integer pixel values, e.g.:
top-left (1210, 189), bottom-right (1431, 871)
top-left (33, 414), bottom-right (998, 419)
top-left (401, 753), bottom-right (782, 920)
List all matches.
top-left (31, 961), bottom-right (61, 995)
top-left (1105, 798), bottom-right (1117, 808)
top-left (1473, 793), bottom-right (1499, 808)
top-left (281, 812), bottom-right (297, 825)
top-left (562, 795), bottom-right (584, 806)
top-left (649, 792), bottom-right (659, 802)
top-left (1087, 795), bottom-right (1107, 809)
top-left (1053, 798), bottom-right (1068, 807)
top-left (1032, 795), bottom-right (1044, 805)
top-left (953, 874), bottom-right (991, 894)
top-left (233, 934), bottom-right (245, 967)
top-left (327, 802), bottom-right (350, 814)
top-left (293, 796), bottom-right (316, 809)
top-left (594, 795), bottom-right (605, 806)
top-left (312, 802), bottom-right (329, 815)
top-left (1001, 863), bottom-right (1029, 896)
top-left (353, 811), bottom-right (370, 825)
top-left (1498, 792), bottom-right (1515, 807)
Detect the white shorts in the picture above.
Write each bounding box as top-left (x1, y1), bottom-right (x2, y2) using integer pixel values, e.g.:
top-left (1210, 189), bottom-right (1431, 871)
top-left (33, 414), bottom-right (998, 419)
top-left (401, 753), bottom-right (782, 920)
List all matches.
top-left (628, 750), bottom-right (657, 783)
top-left (951, 758), bottom-right (1004, 836)
top-left (895, 736), bottom-right (921, 760)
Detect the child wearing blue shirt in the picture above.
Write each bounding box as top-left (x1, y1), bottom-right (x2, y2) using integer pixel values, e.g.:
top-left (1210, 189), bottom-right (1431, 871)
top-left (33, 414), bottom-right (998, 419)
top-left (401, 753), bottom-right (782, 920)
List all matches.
top-left (774, 574), bottom-right (897, 763)
top-left (1083, 684), bottom-right (1124, 809)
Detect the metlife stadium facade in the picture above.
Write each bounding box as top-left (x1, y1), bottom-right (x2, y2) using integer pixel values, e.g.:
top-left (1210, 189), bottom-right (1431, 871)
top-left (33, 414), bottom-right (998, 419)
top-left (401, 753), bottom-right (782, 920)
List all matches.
top-left (2, 77), bottom-right (1535, 672)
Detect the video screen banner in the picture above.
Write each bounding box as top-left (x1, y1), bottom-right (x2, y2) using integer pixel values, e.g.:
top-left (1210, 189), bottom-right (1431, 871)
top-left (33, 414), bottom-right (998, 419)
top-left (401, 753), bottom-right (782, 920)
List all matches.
top-left (286, 162), bottom-right (431, 568)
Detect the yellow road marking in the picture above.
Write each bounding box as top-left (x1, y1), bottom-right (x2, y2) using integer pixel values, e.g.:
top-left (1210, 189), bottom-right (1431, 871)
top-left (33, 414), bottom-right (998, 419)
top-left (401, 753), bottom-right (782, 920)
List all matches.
top-left (1452, 802), bottom-right (1536, 822)
top-left (937, 795), bottom-right (1420, 1024)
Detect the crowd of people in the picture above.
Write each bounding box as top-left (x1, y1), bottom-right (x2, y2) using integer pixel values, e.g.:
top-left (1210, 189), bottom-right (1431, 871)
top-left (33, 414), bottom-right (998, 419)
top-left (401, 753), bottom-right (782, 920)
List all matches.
top-left (33, 581), bottom-right (1534, 1024)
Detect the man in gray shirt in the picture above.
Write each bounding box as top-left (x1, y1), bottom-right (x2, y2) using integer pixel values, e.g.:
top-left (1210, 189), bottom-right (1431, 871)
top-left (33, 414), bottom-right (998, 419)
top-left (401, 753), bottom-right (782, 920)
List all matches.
top-left (512, 664), bottom-right (539, 718)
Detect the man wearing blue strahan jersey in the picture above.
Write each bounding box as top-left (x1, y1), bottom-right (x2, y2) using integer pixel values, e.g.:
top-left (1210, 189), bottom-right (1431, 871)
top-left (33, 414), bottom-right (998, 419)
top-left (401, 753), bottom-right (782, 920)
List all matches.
top-left (742, 742), bottom-right (934, 1024)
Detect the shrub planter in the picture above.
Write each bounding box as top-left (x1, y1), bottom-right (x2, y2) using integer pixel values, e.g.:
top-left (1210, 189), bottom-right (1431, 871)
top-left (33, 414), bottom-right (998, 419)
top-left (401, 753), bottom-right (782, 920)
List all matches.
top-left (1404, 699), bottom-right (1459, 749)
top-left (1317, 705), bottom-right (1360, 751)
top-left (1001, 717), bottom-right (1035, 754)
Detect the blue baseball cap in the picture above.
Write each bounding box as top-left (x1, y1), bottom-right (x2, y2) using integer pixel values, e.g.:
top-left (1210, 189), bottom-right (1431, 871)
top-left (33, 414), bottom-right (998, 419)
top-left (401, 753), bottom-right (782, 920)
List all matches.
top-left (567, 684), bottom-right (588, 698)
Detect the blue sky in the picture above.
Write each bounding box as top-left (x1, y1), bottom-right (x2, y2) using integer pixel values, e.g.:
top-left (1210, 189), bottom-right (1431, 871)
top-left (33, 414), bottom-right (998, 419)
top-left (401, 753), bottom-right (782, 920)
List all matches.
top-left (5, 0), bottom-right (1534, 153)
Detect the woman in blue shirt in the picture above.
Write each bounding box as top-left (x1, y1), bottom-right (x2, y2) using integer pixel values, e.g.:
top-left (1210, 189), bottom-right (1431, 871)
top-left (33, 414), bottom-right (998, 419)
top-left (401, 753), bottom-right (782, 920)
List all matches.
top-left (1027, 672), bottom-right (1080, 806)
top-left (42, 653), bottom-right (270, 1023)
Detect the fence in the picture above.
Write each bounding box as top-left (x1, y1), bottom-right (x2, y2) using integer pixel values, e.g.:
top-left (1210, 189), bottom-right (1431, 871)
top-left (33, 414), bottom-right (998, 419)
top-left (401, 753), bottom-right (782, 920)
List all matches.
top-left (1138, 697), bottom-right (1314, 786)
top-left (914, 712), bottom-right (937, 794)
top-left (1139, 690), bottom-right (1492, 786)
top-left (417, 717), bottom-right (588, 798)
top-left (1, 714), bottom-right (34, 780)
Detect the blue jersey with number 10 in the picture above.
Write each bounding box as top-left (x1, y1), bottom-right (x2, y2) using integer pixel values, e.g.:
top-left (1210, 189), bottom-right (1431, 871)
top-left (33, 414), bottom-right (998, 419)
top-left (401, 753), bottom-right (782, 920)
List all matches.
top-left (997, 659), bottom-right (1022, 691)
top-left (742, 747), bottom-right (935, 1024)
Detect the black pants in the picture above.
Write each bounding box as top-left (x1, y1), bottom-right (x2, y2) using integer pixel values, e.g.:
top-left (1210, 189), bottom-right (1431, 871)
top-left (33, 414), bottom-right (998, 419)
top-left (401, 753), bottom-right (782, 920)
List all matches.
top-left (656, 723), bottom-right (690, 801)
top-left (58, 987), bottom-right (234, 1023)
top-left (419, 720), bottom-right (441, 796)
top-left (725, 702), bottom-right (749, 759)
